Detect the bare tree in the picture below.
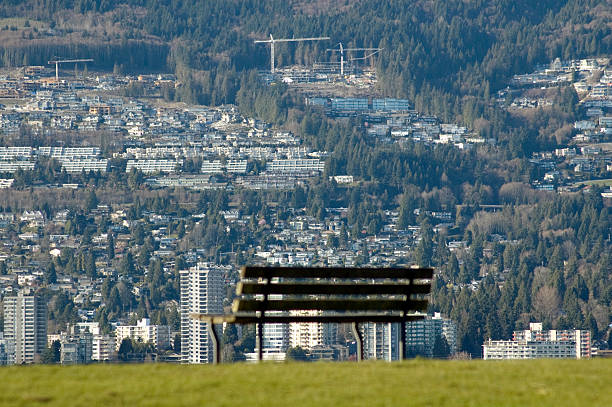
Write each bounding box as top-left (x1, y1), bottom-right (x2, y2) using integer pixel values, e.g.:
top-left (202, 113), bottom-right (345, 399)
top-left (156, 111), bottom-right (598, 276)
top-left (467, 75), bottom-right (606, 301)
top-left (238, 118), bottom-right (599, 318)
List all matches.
top-left (532, 285), bottom-right (561, 325)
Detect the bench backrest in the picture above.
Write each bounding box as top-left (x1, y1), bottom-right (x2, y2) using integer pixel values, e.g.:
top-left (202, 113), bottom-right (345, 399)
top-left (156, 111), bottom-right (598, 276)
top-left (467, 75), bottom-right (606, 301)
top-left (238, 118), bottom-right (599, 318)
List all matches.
top-left (232, 266), bottom-right (433, 321)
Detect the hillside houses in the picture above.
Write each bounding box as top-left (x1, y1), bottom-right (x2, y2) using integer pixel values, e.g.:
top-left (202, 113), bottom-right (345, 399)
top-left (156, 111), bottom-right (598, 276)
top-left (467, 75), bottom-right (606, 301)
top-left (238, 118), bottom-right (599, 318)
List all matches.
top-left (0, 70), bottom-right (335, 188)
top-left (498, 57), bottom-right (612, 191)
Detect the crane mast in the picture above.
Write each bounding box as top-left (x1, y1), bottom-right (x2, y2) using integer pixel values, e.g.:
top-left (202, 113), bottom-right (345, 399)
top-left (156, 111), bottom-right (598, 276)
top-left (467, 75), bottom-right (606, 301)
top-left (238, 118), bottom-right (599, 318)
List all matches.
top-left (254, 35), bottom-right (330, 73)
top-left (326, 43), bottom-right (382, 75)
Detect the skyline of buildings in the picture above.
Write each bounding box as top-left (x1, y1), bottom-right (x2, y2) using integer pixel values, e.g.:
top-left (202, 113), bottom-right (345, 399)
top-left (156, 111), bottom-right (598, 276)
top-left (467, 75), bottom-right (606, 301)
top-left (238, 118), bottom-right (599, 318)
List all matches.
top-left (0, 287), bottom-right (596, 364)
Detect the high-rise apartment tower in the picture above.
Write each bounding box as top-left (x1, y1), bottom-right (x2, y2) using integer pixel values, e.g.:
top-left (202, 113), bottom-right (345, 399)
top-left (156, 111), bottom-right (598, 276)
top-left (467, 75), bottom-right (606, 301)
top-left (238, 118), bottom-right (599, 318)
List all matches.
top-left (180, 263), bottom-right (225, 363)
top-left (3, 289), bottom-right (47, 364)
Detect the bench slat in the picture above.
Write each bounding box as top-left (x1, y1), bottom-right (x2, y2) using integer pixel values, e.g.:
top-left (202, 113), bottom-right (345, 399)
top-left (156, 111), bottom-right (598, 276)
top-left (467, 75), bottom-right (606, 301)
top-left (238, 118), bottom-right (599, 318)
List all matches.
top-left (191, 313), bottom-right (427, 325)
top-left (241, 266), bottom-right (433, 280)
top-left (232, 298), bottom-right (429, 313)
top-left (237, 281), bottom-right (431, 296)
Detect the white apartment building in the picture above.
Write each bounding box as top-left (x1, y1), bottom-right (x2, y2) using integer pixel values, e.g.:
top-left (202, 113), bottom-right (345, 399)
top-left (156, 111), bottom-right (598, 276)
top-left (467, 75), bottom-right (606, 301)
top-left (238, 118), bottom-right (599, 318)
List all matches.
top-left (255, 317), bottom-right (290, 361)
top-left (289, 311), bottom-right (337, 350)
top-left (126, 159), bottom-right (181, 174)
top-left (38, 147), bottom-right (100, 158)
top-left (290, 319), bottom-right (322, 350)
top-left (483, 322), bottom-right (591, 360)
top-left (60, 159), bottom-right (109, 173)
top-left (0, 178), bottom-right (14, 188)
top-left (226, 160), bottom-right (248, 174)
top-left (3, 289), bottom-right (47, 364)
top-left (92, 334), bottom-right (116, 361)
top-left (115, 318), bottom-right (171, 351)
top-left (180, 263), bottom-right (225, 363)
top-left (201, 160), bottom-right (223, 174)
top-left (0, 147), bottom-right (33, 160)
top-left (363, 322), bottom-right (400, 361)
top-left (483, 339), bottom-right (576, 359)
top-left (266, 159), bottom-right (325, 174)
top-left (200, 160), bottom-right (248, 174)
top-left (0, 161), bottom-right (35, 173)
top-left (73, 322), bottom-right (115, 361)
top-left (146, 175), bottom-right (214, 189)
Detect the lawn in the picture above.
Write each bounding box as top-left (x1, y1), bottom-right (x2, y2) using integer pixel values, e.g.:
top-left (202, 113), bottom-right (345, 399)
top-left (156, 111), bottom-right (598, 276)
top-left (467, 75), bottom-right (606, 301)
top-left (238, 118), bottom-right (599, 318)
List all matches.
top-left (573, 178), bottom-right (612, 187)
top-left (0, 359), bottom-right (610, 407)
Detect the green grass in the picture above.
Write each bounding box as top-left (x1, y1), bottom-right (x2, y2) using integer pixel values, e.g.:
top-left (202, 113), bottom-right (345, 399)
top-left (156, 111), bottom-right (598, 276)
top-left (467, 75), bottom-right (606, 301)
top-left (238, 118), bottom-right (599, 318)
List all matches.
top-left (573, 178), bottom-right (612, 187)
top-left (1, 359), bottom-right (610, 406)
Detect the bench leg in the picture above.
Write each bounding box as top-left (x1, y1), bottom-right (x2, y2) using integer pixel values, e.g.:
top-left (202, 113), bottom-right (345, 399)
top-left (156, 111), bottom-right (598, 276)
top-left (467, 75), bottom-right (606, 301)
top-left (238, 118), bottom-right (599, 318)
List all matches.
top-left (207, 322), bottom-right (220, 365)
top-left (351, 322), bottom-right (363, 362)
top-left (256, 321), bottom-right (263, 362)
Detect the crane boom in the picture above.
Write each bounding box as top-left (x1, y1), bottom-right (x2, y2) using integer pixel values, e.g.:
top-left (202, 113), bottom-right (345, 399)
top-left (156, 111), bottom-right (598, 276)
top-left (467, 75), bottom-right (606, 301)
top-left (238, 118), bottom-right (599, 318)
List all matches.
top-left (347, 51), bottom-right (382, 62)
top-left (254, 34), bottom-right (330, 73)
top-left (326, 48), bottom-right (380, 52)
top-left (325, 43), bottom-right (382, 75)
top-left (48, 59), bottom-right (94, 81)
top-left (48, 59), bottom-right (94, 64)
top-left (255, 37), bottom-right (330, 44)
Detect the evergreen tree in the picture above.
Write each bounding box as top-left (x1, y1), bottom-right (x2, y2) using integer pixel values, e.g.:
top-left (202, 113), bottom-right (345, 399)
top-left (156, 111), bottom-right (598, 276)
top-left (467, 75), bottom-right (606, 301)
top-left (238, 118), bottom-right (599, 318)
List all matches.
top-left (41, 340), bottom-right (61, 364)
top-left (286, 346), bottom-right (309, 361)
top-left (44, 262), bottom-right (57, 284)
top-left (120, 252), bottom-right (136, 276)
top-left (85, 190), bottom-right (98, 211)
top-left (415, 219), bottom-right (434, 267)
top-left (85, 252), bottom-right (97, 279)
top-left (107, 232), bottom-right (115, 260)
top-left (118, 338), bottom-right (134, 361)
top-left (432, 334), bottom-right (451, 359)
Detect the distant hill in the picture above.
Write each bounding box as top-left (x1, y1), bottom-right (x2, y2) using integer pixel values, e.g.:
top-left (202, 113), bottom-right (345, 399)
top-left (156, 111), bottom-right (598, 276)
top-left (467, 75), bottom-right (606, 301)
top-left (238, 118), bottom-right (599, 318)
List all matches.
top-left (0, 1), bottom-right (609, 110)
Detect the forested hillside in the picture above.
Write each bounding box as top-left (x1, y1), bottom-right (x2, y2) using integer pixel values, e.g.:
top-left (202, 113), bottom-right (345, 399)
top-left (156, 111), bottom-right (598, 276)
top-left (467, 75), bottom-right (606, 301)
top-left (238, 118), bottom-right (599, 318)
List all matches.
top-left (1, 0), bottom-right (610, 115)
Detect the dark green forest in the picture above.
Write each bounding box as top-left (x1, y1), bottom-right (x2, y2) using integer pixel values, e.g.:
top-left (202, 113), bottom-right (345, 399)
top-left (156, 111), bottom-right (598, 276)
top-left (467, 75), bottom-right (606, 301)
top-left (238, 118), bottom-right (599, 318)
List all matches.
top-left (1, 1), bottom-right (610, 116)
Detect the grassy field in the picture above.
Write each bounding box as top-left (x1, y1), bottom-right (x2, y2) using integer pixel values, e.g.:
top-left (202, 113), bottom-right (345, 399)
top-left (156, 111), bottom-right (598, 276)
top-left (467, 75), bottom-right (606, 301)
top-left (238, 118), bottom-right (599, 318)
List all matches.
top-left (0, 359), bottom-right (610, 407)
top-left (572, 178), bottom-right (612, 187)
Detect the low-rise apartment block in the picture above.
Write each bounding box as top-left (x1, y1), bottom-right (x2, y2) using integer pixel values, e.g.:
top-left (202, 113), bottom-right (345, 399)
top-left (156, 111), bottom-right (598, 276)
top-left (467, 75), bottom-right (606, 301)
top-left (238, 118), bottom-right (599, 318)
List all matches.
top-left (126, 160), bottom-right (182, 174)
top-left (266, 159), bottom-right (325, 174)
top-left (115, 318), bottom-right (171, 351)
top-left (60, 159), bottom-right (109, 173)
top-left (483, 322), bottom-right (591, 360)
top-left (0, 161), bottom-right (35, 173)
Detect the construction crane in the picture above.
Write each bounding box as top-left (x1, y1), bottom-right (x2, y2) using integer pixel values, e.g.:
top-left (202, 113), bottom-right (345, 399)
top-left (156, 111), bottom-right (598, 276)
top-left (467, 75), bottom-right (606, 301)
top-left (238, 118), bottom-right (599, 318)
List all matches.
top-left (326, 43), bottom-right (382, 75)
top-left (254, 35), bottom-right (330, 73)
top-left (47, 58), bottom-right (94, 81)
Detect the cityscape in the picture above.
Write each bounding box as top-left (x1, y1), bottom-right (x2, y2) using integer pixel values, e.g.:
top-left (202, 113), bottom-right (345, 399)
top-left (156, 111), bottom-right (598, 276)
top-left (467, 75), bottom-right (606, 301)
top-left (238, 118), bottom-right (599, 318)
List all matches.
top-left (0, 53), bottom-right (609, 365)
top-left (0, 1), bottom-right (610, 405)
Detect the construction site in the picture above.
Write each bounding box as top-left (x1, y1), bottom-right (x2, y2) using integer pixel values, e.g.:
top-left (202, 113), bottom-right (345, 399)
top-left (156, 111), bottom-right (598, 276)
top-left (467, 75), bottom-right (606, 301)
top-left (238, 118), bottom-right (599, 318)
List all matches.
top-left (254, 35), bottom-right (383, 97)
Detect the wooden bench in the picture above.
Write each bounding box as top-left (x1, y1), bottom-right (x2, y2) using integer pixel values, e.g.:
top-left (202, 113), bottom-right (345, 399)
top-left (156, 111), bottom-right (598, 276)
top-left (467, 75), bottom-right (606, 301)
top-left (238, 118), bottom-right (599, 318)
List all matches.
top-left (191, 266), bottom-right (433, 363)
